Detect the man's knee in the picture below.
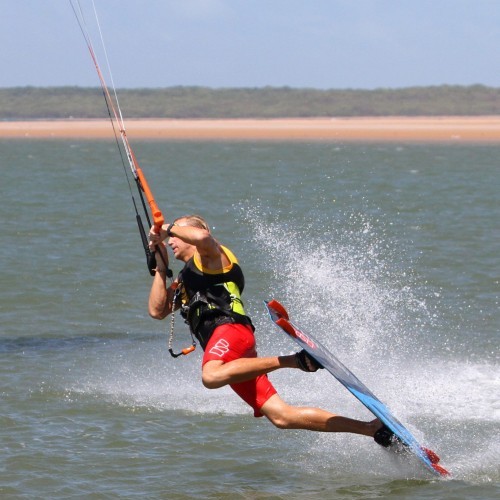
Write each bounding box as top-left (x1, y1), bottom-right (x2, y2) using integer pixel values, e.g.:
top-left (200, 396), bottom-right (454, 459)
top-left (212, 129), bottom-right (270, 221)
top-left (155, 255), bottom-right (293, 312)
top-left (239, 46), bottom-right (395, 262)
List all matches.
top-left (201, 361), bottom-right (226, 389)
top-left (261, 399), bottom-right (297, 429)
top-left (267, 414), bottom-right (292, 429)
top-left (202, 372), bottom-right (222, 389)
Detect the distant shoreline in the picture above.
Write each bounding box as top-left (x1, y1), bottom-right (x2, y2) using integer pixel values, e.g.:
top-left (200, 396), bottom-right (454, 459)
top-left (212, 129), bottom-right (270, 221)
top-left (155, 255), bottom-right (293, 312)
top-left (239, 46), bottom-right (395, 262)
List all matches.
top-left (1, 117), bottom-right (500, 142)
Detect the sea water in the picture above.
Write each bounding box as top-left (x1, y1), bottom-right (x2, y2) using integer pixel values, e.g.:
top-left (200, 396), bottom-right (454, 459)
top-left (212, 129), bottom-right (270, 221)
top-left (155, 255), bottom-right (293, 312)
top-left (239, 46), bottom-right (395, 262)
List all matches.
top-left (0, 140), bottom-right (498, 499)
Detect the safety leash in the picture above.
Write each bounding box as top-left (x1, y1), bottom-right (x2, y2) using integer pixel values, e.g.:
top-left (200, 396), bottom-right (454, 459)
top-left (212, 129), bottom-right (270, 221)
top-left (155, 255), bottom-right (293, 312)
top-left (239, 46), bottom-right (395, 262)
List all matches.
top-left (168, 284), bottom-right (196, 358)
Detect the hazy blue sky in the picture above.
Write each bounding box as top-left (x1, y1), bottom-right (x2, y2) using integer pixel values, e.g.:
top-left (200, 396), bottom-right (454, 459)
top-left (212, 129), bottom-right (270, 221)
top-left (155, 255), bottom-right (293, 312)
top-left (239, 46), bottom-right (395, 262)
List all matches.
top-left (1, 0), bottom-right (499, 89)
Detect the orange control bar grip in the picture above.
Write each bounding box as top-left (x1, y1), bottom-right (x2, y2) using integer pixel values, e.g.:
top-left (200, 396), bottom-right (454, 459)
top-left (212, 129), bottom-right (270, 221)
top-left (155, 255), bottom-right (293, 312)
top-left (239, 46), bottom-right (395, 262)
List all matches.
top-left (135, 164), bottom-right (165, 230)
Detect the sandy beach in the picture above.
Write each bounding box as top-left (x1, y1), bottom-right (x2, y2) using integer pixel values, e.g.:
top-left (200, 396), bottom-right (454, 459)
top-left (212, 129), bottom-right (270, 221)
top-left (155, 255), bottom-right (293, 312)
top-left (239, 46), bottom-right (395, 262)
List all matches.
top-left (1, 117), bottom-right (500, 142)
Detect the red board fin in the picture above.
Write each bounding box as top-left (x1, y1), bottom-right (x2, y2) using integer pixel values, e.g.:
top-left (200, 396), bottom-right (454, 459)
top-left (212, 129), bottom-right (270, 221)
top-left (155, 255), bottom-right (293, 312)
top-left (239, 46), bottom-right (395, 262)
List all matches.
top-left (267, 299), bottom-right (289, 320)
top-left (422, 447), bottom-right (440, 464)
top-left (421, 447), bottom-right (450, 477)
top-left (276, 317), bottom-right (296, 337)
top-left (432, 463), bottom-right (450, 477)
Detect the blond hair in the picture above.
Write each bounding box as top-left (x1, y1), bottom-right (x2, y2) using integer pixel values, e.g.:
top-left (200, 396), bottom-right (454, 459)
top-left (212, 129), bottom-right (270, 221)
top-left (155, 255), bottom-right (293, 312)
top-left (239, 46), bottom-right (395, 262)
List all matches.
top-left (174, 214), bottom-right (210, 231)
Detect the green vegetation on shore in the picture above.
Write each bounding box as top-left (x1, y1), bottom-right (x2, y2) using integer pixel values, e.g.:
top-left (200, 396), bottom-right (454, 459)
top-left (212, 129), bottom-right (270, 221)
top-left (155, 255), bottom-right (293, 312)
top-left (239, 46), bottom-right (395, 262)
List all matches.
top-left (1, 85), bottom-right (499, 120)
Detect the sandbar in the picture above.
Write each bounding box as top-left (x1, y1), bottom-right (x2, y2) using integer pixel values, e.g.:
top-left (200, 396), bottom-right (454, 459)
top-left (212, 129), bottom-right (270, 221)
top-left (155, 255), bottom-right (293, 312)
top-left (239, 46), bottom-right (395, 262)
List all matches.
top-left (1, 117), bottom-right (500, 142)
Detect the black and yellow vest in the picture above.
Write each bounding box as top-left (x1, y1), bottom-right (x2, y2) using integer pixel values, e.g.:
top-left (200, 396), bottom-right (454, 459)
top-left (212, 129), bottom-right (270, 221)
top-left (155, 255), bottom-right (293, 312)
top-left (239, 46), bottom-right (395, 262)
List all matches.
top-left (178, 246), bottom-right (253, 349)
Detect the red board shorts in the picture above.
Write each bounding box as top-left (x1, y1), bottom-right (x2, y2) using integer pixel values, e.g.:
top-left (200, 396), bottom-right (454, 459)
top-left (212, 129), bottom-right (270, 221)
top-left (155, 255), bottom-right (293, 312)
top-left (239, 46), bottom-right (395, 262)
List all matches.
top-left (203, 323), bottom-right (277, 417)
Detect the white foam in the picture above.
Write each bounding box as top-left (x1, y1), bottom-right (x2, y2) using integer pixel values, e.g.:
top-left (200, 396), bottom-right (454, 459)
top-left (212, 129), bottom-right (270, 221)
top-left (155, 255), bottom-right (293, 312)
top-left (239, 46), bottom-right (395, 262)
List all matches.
top-left (68, 206), bottom-right (499, 481)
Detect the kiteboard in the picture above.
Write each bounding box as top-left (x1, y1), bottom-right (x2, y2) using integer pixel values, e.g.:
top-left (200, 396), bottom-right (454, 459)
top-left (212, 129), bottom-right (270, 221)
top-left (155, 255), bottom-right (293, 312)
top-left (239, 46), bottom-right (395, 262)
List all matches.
top-left (265, 299), bottom-right (449, 477)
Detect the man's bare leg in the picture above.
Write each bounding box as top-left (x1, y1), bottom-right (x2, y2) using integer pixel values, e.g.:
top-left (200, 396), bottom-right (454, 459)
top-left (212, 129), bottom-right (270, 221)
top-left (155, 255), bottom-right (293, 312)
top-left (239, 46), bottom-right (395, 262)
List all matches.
top-left (201, 355), bottom-right (297, 389)
top-left (202, 357), bottom-right (380, 437)
top-left (260, 393), bottom-right (380, 435)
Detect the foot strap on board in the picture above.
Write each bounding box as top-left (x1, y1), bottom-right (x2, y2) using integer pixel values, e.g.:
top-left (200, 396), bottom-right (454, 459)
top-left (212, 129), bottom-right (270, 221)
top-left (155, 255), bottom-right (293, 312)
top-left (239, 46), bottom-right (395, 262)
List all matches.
top-left (374, 425), bottom-right (402, 448)
top-left (295, 350), bottom-right (324, 372)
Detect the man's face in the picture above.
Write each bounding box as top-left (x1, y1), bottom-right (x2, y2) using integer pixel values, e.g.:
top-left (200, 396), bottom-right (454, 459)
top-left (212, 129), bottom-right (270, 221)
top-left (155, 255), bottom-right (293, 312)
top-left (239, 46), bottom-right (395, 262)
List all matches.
top-left (167, 220), bottom-right (196, 262)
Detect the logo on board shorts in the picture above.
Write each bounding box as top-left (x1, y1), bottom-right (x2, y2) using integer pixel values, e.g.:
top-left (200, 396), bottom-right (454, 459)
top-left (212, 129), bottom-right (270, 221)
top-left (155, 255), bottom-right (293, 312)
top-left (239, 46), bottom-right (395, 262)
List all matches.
top-left (209, 338), bottom-right (230, 357)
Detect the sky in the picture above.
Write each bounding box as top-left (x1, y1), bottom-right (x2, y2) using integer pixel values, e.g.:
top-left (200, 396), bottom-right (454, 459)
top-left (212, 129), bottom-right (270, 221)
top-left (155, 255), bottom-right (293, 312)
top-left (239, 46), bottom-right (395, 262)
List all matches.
top-left (1, 0), bottom-right (499, 90)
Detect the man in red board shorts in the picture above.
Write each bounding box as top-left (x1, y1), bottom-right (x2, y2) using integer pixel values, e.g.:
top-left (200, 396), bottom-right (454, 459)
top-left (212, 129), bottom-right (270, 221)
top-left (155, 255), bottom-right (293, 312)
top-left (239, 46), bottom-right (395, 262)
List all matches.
top-left (148, 214), bottom-right (390, 443)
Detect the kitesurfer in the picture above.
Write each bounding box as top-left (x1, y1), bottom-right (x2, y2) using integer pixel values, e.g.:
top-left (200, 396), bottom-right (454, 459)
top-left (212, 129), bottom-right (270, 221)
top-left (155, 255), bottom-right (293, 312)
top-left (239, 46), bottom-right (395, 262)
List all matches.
top-left (148, 214), bottom-right (389, 441)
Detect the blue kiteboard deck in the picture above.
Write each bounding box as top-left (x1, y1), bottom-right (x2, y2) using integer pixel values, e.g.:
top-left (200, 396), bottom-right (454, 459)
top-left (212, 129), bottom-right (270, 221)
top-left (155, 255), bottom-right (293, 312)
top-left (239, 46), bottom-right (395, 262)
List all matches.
top-left (265, 299), bottom-right (449, 477)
